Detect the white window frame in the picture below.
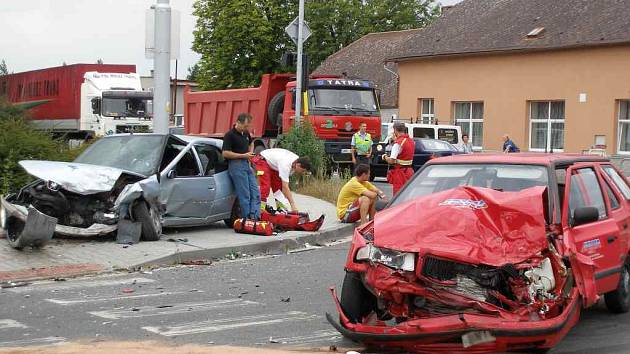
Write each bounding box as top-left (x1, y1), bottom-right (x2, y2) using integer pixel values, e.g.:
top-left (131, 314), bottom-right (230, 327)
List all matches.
top-left (454, 101), bottom-right (483, 150)
top-left (419, 98), bottom-right (434, 124)
top-left (617, 100), bottom-right (630, 155)
top-left (528, 101), bottom-right (565, 152)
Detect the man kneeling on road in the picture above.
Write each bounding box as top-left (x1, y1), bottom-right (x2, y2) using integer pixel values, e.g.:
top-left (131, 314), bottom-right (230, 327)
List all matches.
top-left (252, 148), bottom-right (311, 212)
top-left (337, 164), bottom-right (387, 225)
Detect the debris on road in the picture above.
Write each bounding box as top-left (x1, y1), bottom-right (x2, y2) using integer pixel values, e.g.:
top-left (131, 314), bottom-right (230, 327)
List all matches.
top-left (280, 297), bottom-right (291, 303)
top-left (0, 281), bottom-right (30, 289)
top-left (180, 259), bottom-right (212, 266)
top-left (121, 288), bottom-right (135, 294)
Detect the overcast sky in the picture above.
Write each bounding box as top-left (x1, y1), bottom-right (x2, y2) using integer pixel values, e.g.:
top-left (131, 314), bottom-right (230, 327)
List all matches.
top-left (0, 0), bottom-right (462, 78)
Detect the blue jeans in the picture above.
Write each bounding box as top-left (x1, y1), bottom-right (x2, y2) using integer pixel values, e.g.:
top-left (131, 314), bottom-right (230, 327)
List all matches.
top-left (228, 159), bottom-right (261, 219)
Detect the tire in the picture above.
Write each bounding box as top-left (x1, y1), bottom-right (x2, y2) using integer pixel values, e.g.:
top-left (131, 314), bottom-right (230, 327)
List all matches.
top-left (6, 217), bottom-right (28, 250)
top-left (604, 263), bottom-right (630, 313)
top-left (131, 201), bottom-right (161, 242)
top-left (267, 92), bottom-right (285, 129)
top-left (224, 200), bottom-right (240, 228)
top-left (340, 271), bottom-right (377, 323)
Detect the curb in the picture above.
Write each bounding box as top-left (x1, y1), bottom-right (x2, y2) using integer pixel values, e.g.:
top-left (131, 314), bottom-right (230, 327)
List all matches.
top-left (134, 223), bottom-right (356, 269)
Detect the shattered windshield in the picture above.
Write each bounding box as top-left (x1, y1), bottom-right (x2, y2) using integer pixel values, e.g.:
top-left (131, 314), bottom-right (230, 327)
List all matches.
top-left (309, 88), bottom-right (377, 113)
top-left (102, 97), bottom-right (152, 118)
top-left (74, 135), bottom-right (166, 176)
top-left (392, 164), bottom-right (549, 206)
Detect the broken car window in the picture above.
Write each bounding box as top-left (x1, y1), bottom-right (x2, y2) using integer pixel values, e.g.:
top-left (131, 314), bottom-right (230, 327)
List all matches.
top-left (194, 144), bottom-right (226, 176)
top-left (74, 135), bottom-right (165, 176)
top-left (392, 164), bottom-right (549, 207)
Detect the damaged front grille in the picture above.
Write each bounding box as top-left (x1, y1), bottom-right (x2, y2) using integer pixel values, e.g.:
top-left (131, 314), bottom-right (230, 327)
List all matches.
top-left (420, 256), bottom-right (519, 305)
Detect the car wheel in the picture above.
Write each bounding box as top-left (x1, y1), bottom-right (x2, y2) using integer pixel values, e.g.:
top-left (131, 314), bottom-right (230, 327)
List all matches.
top-left (6, 217), bottom-right (28, 250)
top-left (224, 200), bottom-right (240, 228)
top-left (132, 201), bottom-right (162, 242)
top-left (340, 271), bottom-right (377, 323)
top-left (604, 262), bottom-right (630, 313)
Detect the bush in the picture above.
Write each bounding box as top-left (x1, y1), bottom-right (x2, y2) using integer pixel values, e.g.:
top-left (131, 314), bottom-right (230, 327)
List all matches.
top-left (0, 98), bottom-right (88, 195)
top-left (279, 120), bottom-right (327, 175)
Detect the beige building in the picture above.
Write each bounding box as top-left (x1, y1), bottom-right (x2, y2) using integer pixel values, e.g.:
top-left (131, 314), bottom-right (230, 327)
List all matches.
top-left (390, 0), bottom-right (630, 154)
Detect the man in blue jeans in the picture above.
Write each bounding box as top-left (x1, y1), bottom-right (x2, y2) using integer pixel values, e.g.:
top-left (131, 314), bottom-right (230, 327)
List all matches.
top-left (222, 113), bottom-right (260, 220)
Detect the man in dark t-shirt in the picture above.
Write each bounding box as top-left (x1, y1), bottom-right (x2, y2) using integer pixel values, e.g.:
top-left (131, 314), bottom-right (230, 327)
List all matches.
top-left (222, 113), bottom-right (261, 220)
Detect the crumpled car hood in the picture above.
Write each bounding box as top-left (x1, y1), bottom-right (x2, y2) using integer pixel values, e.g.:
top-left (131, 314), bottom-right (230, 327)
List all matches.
top-left (374, 186), bottom-right (548, 266)
top-left (19, 160), bottom-right (145, 195)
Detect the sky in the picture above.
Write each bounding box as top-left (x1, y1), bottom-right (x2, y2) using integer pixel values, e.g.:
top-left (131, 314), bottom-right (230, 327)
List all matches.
top-left (0, 0), bottom-right (462, 78)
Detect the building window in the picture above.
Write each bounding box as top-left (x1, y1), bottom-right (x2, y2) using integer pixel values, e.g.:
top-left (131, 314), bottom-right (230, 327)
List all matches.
top-left (419, 98), bottom-right (434, 124)
top-left (529, 101), bottom-right (565, 152)
top-left (454, 102), bottom-right (483, 149)
top-left (618, 100), bottom-right (630, 153)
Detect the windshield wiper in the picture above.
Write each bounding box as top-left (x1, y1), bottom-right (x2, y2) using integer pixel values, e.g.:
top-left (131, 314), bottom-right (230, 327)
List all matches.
top-left (347, 107), bottom-right (377, 115)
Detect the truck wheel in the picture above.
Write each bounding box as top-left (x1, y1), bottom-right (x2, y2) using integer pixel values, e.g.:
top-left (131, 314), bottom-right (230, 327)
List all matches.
top-left (6, 217), bottom-right (28, 250)
top-left (340, 271), bottom-right (376, 323)
top-left (224, 200), bottom-right (240, 228)
top-left (604, 263), bottom-right (630, 313)
top-left (131, 201), bottom-right (162, 242)
top-left (268, 92), bottom-right (285, 129)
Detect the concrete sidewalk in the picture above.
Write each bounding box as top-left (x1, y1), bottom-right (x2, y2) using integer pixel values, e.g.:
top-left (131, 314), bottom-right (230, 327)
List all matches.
top-left (0, 194), bottom-right (353, 282)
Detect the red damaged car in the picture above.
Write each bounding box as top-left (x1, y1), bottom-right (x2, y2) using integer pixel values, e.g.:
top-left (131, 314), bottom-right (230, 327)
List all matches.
top-left (328, 154), bottom-right (630, 353)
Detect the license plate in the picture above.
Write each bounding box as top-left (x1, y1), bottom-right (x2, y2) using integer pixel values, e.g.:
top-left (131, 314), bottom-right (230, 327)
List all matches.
top-left (341, 149), bottom-right (352, 154)
top-left (461, 331), bottom-right (496, 348)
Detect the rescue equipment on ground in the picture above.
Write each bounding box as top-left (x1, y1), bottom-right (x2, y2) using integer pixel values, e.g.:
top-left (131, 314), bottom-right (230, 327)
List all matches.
top-left (260, 206), bottom-right (325, 232)
top-left (233, 218), bottom-right (274, 236)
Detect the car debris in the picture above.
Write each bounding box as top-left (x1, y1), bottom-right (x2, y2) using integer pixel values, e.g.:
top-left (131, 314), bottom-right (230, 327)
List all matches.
top-left (328, 154), bottom-right (630, 353)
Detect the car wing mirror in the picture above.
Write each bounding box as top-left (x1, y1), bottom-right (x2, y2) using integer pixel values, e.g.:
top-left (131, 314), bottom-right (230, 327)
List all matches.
top-left (91, 98), bottom-right (101, 114)
top-left (166, 170), bottom-right (177, 179)
top-left (572, 206), bottom-right (599, 227)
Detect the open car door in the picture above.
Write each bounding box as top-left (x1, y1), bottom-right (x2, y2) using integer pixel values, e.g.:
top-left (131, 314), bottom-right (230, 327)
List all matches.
top-left (562, 164), bottom-right (622, 307)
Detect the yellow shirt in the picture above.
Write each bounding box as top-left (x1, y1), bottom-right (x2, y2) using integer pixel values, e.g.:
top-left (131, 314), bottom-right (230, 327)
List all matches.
top-left (336, 177), bottom-right (377, 219)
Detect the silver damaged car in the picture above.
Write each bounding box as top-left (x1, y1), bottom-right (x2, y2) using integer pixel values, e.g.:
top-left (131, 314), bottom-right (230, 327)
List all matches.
top-left (0, 134), bottom-right (237, 249)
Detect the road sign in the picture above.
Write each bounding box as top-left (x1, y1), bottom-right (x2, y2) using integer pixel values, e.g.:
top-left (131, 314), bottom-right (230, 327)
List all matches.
top-left (285, 17), bottom-right (311, 45)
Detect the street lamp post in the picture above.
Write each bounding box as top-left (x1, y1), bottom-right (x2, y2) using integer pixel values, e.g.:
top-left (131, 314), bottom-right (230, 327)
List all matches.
top-left (153, 0), bottom-right (171, 134)
top-left (294, 0), bottom-right (305, 126)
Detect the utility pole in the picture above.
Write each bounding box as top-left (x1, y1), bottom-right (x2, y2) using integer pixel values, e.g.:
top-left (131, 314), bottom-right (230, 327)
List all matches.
top-left (153, 0), bottom-right (171, 134)
top-left (294, 0), bottom-right (305, 125)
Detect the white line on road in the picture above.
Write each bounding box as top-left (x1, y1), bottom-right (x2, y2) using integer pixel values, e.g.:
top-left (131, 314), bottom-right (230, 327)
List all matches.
top-left (0, 337), bottom-right (66, 347)
top-left (89, 299), bottom-right (259, 320)
top-left (45, 290), bottom-right (198, 306)
top-left (268, 330), bottom-right (342, 345)
top-left (142, 311), bottom-right (319, 337)
top-left (0, 319), bottom-right (28, 330)
top-left (7, 277), bottom-right (155, 293)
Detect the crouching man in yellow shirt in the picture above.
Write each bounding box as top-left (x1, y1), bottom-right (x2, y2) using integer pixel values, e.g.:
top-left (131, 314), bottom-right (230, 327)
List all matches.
top-left (337, 164), bottom-right (387, 225)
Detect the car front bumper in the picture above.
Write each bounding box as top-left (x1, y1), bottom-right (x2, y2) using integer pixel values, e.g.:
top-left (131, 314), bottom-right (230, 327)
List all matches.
top-left (1, 196), bottom-right (118, 238)
top-left (327, 276), bottom-right (582, 353)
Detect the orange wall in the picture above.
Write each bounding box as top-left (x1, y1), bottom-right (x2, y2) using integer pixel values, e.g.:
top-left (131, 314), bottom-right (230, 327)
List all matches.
top-left (398, 45), bottom-right (630, 153)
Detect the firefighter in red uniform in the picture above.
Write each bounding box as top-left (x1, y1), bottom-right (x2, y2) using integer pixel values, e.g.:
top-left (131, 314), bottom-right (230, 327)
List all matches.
top-left (382, 122), bottom-right (415, 195)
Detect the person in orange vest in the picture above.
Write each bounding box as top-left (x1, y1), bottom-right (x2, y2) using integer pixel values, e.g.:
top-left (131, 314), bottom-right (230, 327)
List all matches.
top-left (382, 122), bottom-right (416, 195)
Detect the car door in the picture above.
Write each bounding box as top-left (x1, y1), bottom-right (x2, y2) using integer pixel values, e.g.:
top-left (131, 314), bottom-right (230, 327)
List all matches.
top-left (194, 143), bottom-right (234, 220)
top-left (160, 140), bottom-right (215, 220)
top-left (563, 164), bottom-right (623, 296)
top-left (598, 164), bottom-right (630, 264)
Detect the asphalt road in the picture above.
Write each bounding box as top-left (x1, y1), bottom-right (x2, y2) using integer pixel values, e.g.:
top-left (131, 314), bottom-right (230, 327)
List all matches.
top-left (2, 240), bottom-right (630, 353)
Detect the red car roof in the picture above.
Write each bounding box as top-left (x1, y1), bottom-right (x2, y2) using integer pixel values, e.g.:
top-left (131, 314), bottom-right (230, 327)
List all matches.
top-left (429, 153), bottom-right (609, 166)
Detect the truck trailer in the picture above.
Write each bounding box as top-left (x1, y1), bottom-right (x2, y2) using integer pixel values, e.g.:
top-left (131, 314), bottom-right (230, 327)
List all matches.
top-left (0, 64), bottom-right (153, 138)
top-left (184, 74), bottom-right (381, 164)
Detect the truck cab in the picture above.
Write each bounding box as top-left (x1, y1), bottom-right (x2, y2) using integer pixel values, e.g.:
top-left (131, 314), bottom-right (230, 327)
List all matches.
top-left (82, 72), bottom-right (153, 136)
top-left (281, 78), bottom-right (381, 164)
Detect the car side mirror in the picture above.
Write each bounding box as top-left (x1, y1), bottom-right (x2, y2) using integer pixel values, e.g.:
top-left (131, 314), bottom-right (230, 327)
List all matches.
top-left (572, 206), bottom-right (599, 227)
top-left (166, 170), bottom-right (177, 179)
top-left (91, 98), bottom-right (101, 114)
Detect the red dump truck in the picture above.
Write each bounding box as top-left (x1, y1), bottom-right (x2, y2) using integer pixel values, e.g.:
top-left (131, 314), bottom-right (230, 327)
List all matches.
top-left (184, 74), bottom-right (381, 164)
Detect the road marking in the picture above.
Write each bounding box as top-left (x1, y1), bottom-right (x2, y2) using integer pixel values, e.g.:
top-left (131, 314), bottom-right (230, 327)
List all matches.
top-left (268, 330), bottom-right (342, 345)
top-left (45, 290), bottom-right (197, 305)
top-left (0, 319), bottom-right (28, 330)
top-left (7, 277), bottom-right (155, 293)
top-left (0, 337), bottom-right (66, 347)
top-left (89, 299), bottom-right (258, 319)
top-left (143, 311), bottom-right (319, 337)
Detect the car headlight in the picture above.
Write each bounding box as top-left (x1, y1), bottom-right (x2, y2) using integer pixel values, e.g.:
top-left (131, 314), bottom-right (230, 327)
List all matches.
top-left (376, 144), bottom-right (383, 152)
top-left (356, 244), bottom-right (416, 272)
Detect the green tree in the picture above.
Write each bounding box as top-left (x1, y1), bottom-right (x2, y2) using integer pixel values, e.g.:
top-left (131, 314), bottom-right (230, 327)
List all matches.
top-left (192, 0), bottom-right (439, 90)
top-left (186, 63), bottom-right (201, 81)
top-left (0, 59), bottom-right (8, 76)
